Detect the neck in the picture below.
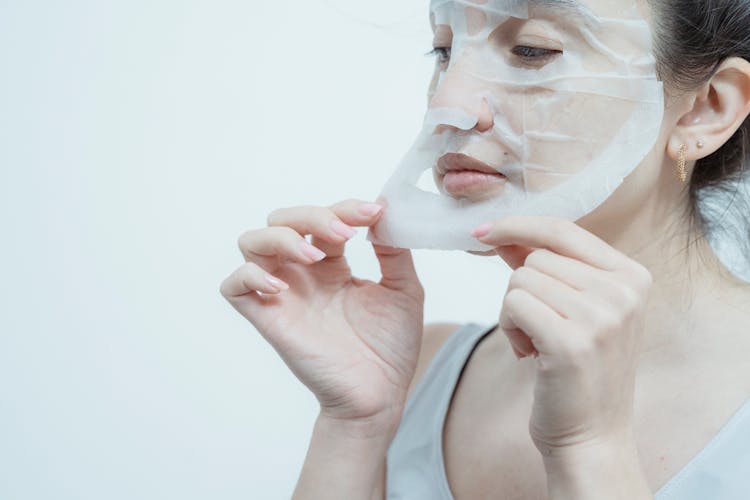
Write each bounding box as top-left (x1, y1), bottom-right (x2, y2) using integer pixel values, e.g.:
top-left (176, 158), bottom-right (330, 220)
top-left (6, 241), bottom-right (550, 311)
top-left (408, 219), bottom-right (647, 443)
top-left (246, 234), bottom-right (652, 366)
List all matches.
top-left (581, 189), bottom-right (743, 355)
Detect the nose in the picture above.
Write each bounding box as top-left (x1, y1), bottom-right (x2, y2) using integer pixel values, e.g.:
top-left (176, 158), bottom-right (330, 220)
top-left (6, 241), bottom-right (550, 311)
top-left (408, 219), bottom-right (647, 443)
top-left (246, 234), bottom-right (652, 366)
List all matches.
top-left (429, 68), bottom-right (495, 133)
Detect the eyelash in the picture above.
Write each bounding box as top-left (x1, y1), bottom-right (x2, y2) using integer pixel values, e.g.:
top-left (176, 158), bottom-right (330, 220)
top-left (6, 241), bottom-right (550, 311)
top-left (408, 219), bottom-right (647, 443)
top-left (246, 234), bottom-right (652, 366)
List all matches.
top-left (511, 46), bottom-right (562, 61)
top-left (427, 46), bottom-right (562, 65)
top-left (426, 47), bottom-right (452, 64)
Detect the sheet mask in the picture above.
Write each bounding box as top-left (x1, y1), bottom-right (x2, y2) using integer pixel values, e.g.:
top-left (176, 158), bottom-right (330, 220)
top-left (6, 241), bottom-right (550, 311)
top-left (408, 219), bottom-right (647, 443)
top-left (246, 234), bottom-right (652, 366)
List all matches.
top-left (367, 0), bottom-right (665, 251)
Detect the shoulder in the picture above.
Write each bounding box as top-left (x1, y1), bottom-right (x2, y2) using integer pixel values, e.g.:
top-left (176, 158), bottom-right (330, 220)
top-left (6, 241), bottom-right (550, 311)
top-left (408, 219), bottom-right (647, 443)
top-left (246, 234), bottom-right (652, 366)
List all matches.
top-left (405, 323), bottom-right (463, 401)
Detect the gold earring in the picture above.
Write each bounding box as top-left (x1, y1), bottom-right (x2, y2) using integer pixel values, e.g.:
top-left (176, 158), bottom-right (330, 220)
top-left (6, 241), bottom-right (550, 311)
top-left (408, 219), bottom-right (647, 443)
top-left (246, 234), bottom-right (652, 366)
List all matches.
top-left (677, 144), bottom-right (688, 183)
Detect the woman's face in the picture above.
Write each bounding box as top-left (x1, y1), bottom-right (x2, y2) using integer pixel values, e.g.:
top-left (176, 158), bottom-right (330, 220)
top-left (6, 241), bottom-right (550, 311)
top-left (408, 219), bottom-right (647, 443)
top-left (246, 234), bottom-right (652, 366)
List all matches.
top-left (369, 0), bottom-right (679, 251)
top-left (427, 0), bottom-right (664, 199)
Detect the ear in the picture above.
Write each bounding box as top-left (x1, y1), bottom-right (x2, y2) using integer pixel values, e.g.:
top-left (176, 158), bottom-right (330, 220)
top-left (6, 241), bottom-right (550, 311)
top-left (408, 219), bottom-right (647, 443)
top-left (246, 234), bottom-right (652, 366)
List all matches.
top-left (668, 57), bottom-right (750, 163)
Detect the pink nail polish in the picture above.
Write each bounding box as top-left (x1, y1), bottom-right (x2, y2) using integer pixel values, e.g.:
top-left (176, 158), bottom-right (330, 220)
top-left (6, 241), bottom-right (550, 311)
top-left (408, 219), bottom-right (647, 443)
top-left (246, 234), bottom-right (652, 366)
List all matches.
top-left (358, 203), bottom-right (383, 217)
top-left (300, 241), bottom-right (327, 262)
top-left (471, 223), bottom-right (492, 238)
top-left (265, 274), bottom-right (289, 291)
top-left (331, 220), bottom-right (357, 239)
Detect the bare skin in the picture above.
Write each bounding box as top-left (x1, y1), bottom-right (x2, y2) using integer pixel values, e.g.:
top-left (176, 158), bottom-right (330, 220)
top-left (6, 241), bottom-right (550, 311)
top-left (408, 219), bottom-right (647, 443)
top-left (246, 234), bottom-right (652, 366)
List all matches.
top-left (432, 261), bottom-right (750, 499)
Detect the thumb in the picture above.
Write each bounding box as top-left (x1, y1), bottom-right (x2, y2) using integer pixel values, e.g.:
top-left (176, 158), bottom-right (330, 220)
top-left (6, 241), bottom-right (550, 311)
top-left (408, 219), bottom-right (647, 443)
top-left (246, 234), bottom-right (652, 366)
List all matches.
top-left (372, 243), bottom-right (421, 291)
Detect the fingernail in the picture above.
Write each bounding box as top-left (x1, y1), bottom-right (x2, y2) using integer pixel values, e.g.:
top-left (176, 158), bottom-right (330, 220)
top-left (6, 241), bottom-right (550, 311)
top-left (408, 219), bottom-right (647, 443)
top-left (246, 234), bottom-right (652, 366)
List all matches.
top-left (471, 223), bottom-right (492, 238)
top-left (358, 203), bottom-right (384, 217)
top-left (331, 219), bottom-right (357, 239)
top-left (265, 274), bottom-right (289, 291)
top-left (300, 241), bottom-right (327, 262)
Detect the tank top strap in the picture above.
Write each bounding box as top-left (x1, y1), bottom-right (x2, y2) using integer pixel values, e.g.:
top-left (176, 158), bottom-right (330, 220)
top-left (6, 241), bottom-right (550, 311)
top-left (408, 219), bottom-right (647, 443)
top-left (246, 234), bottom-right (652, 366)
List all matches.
top-left (386, 321), bottom-right (750, 500)
top-left (386, 322), bottom-right (497, 500)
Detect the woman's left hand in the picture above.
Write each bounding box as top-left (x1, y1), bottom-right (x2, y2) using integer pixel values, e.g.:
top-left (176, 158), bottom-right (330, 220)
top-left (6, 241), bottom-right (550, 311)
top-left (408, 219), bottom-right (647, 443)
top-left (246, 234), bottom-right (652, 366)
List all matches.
top-left (472, 216), bottom-right (653, 456)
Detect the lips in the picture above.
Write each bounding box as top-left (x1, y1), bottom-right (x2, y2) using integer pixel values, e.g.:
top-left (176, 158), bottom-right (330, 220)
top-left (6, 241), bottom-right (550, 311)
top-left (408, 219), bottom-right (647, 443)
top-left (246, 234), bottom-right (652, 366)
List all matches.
top-left (437, 153), bottom-right (504, 176)
top-left (436, 153), bottom-right (508, 198)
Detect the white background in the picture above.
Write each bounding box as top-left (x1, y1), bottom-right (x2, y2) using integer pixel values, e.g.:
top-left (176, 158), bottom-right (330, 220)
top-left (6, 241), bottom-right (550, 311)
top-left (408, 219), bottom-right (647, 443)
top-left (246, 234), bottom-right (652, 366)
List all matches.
top-left (0, 1), bottom-right (511, 498)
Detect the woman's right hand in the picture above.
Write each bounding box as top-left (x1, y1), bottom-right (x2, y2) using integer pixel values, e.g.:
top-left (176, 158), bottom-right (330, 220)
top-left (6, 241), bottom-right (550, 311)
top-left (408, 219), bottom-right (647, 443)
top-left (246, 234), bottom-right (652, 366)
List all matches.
top-left (219, 199), bottom-right (425, 433)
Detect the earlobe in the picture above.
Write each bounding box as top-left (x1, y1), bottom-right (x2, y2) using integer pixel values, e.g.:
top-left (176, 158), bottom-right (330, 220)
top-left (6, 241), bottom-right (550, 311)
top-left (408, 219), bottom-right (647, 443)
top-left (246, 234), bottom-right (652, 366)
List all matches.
top-left (670, 57), bottom-right (750, 161)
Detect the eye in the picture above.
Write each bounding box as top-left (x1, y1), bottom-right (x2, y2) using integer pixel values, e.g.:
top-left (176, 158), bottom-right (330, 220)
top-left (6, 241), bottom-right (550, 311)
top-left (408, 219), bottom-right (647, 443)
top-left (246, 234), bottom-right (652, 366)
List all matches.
top-left (426, 47), bottom-right (452, 66)
top-left (511, 45), bottom-right (561, 63)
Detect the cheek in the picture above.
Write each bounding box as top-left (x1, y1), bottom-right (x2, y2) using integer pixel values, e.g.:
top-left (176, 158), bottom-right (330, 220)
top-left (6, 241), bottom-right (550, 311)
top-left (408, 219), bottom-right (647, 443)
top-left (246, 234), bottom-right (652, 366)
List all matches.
top-left (577, 140), bottom-right (666, 231)
top-left (521, 90), bottom-right (638, 191)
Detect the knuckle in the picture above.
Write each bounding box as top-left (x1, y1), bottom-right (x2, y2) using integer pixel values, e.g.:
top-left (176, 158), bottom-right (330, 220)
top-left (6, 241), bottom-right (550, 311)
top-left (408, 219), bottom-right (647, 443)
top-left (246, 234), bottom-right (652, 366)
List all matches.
top-left (300, 206), bottom-right (334, 229)
top-left (565, 336), bottom-right (596, 359)
top-left (524, 249), bottom-right (549, 268)
top-left (240, 263), bottom-right (263, 290)
top-left (218, 278), bottom-right (230, 297)
top-left (509, 266), bottom-right (535, 289)
top-left (266, 208), bottom-right (286, 227)
top-left (330, 198), bottom-right (360, 212)
top-left (593, 306), bottom-right (621, 332)
top-left (547, 222), bottom-right (573, 248)
top-left (623, 261), bottom-right (652, 290)
top-left (306, 205), bottom-right (328, 218)
top-left (267, 205), bottom-right (321, 227)
top-left (503, 287), bottom-right (528, 309)
top-left (617, 283), bottom-right (642, 312)
top-left (219, 265), bottom-right (248, 298)
top-left (273, 226), bottom-right (300, 245)
top-left (507, 269), bottom-right (525, 290)
top-left (549, 218), bottom-right (570, 237)
top-left (238, 226), bottom-right (299, 254)
top-left (237, 228), bottom-right (259, 250)
top-left (636, 265), bottom-right (653, 290)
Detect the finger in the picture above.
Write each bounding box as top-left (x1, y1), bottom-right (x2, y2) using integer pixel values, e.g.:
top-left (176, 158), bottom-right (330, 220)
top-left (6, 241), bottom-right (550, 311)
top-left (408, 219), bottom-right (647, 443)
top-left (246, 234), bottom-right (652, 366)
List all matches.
top-left (523, 249), bottom-right (647, 310)
top-left (507, 266), bottom-right (586, 320)
top-left (473, 217), bottom-right (625, 271)
top-left (500, 288), bottom-right (567, 356)
top-left (239, 226), bottom-right (328, 270)
top-left (494, 244), bottom-right (535, 270)
top-left (505, 327), bottom-right (537, 359)
top-left (268, 199), bottom-right (384, 258)
top-left (314, 199), bottom-right (386, 256)
top-left (267, 205), bottom-right (356, 258)
top-left (220, 262), bottom-right (289, 298)
top-left (523, 248), bottom-right (614, 292)
top-left (372, 243), bottom-right (422, 292)
top-left (219, 264), bottom-right (286, 334)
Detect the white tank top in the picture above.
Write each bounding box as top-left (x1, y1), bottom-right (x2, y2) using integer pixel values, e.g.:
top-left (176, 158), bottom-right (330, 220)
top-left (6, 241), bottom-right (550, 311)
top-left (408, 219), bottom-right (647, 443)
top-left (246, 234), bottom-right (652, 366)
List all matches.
top-left (385, 322), bottom-right (750, 499)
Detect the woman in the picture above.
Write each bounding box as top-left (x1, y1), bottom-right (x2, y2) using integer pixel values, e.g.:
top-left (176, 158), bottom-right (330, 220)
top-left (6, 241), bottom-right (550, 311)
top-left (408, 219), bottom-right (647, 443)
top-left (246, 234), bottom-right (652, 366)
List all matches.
top-left (221, 0), bottom-right (750, 498)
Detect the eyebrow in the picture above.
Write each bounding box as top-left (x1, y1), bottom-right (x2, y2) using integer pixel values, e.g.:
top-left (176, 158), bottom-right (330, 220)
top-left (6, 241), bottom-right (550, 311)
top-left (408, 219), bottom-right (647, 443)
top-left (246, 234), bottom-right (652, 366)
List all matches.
top-left (529, 0), bottom-right (601, 28)
top-left (430, 0), bottom-right (603, 31)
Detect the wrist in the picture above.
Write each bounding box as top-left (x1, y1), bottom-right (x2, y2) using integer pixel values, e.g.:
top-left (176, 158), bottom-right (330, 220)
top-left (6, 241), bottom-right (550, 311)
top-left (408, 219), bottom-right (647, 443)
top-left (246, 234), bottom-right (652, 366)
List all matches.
top-left (538, 429), bottom-right (636, 463)
top-left (292, 411), bottom-right (400, 500)
top-left (541, 434), bottom-right (652, 500)
top-left (316, 407), bottom-right (403, 444)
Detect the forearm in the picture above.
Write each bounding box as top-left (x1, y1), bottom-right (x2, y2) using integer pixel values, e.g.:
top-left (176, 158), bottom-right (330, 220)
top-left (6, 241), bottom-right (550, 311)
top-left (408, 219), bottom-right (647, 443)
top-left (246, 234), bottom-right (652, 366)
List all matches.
top-left (291, 413), bottom-right (397, 500)
top-left (541, 436), bottom-right (653, 500)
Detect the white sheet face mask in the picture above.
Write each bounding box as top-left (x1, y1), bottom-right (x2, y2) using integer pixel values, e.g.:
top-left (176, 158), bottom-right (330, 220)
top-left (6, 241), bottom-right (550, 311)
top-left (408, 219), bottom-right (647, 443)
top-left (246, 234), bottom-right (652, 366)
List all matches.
top-left (367, 0), bottom-right (665, 251)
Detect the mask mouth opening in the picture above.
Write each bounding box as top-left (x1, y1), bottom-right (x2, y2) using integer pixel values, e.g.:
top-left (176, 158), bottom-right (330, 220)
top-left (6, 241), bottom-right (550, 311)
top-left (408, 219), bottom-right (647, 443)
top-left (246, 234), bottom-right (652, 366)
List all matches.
top-left (436, 153), bottom-right (506, 177)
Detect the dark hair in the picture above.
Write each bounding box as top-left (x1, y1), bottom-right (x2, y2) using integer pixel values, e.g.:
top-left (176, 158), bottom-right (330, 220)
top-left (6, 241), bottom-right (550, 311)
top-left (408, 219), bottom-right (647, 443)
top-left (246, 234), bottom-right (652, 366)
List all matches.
top-left (649, 0), bottom-right (750, 274)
